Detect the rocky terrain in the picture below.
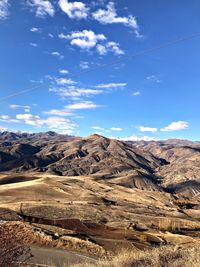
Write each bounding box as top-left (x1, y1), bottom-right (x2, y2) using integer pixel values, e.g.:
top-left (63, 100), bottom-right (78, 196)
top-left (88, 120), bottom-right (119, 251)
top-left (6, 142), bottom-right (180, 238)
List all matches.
top-left (0, 131), bottom-right (200, 196)
top-left (0, 131), bottom-right (200, 264)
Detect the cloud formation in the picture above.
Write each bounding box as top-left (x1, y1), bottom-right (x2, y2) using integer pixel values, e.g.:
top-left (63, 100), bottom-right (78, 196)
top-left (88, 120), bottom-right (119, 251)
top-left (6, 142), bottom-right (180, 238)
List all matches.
top-left (65, 101), bottom-right (100, 110)
top-left (61, 30), bottom-right (124, 55)
top-left (30, 27), bottom-right (40, 32)
top-left (160, 121), bottom-right (189, 132)
top-left (95, 83), bottom-right (127, 89)
top-left (0, 0), bottom-right (9, 20)
top-left (50, 87), bottom-right (102, 100)
top-left (10, 104), bottom-right (31, 113)
top-left (65, 30), bottom-right (106, 49)
top-left (58, 0), bottom-right (89, 19)
top-left (139, 126), bottom-right (157, 133)
top-left (15, 113), bottom-right (76, 133)
top-left (59, 69), bottom-right (69, 75)
top-left (119, 135), bottom-right (157, 141)
top-left (51, 51), bottom-right (64, 59)
top-left (27, 0), bottom-right (55, 17)
top-left (133, 91), bottom-right (141, 96)
top-left (92, 2), bottom-right (141, 37)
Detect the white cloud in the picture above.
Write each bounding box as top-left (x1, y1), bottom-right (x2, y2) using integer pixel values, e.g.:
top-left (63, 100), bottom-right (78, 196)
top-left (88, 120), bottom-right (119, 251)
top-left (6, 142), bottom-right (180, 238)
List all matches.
top-left (58, 33), bottom-right (68, 39)
top-left (92, 2), bottom-right (141, 37)
top-left (66, 30), bottom-right (106, 49)
top-left (44, 109), bottom-right (73, 117)
top-left (0, 115), bottom-right (19, 123)
top-left (30, 27), bottom-right (40, 32)
top-left (139, 126), bottom-right (157, 133)
top-left (65, 101), bottom-right (100, 110)
top-left (10, 104), bottom-right (30, 109)
top-left (59, 69), bottom-right (69, 75)
top-left (10, 104), bottom-right (31, 113)
top-left (107, 41), bottom-right (124, 55)
top-left (96, 44), bottom-right (107, 55)
top-left (0, 112), bottom-right (76, 133)
top-left (133, 91), bottom-right (141, 96)
top-left (80, 61), bottom-right (89, 69)
top-left (51, 51), bottom-right (64, 59)
top-left (26, 0), bottom-right (55, 17)
top-left (43, 116), bottom-right (76, 131)
top-left (16, 113), bottom-right (42, 126)
top-left (48, 33), bottom-right (54, 38)
top-left (110, 127), bottom-right (122, 132)
top-left (55, 78), bottom-right (76, 85)
top-left (0, 115), bottom-right (11, 120)
top-left (15, 113), bottom-right (76, 133)
top-left (0, 0), bottom-right (9, 20)
top-left (58, 0), bottom-right (89, 19)
top-left (29, 42), bottom-right (38, 47)
top-left (95, 83), bottom-right (127, 89)
top-left (92, 126), bottom-right (105, 131)
top-left (119, 135), bottom-right (157, 142)
top-left (160, 121), bottom-right (189, 132)
top-left (146, 75), bottom-right (161, 83)
top-left (61, 29), bottom-right (124, 56)
top-left (50, 87), bottom-right (102, 99)
top-left (97, 41), bottom-right (124, 55)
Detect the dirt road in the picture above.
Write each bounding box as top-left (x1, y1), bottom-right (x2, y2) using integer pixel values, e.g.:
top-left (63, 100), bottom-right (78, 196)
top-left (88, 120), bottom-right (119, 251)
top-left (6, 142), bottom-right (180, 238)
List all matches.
top-left (28, 246), bottom-right (97, 267)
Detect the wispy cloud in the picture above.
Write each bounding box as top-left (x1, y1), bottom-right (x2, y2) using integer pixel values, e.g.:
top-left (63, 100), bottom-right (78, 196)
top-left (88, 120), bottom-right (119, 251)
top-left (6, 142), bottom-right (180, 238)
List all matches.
top-left (48, 33), bottom-right (54, 38)
top-left (50, 87), bottom-right (102, 99)
top-left (10, 104), bottom-right (31, 113)
top-left (55, 78), bottom-right (76, 85)
top-left (92, 126), bottom-right (123, 133)
top-left (110, 127), bottom-right (122, 132)
top-left (118, 135), bottom-right (157, 141)
top-left (65, 101), bottom-right (100, 110)
top-left (80, 61), bottom-right (89, 69)
top-left (160, 121), bottom-right (189, 132)
top-left (95, 83), bottom-right (127, 89)
top-left (44, 109), bottom-right (73, 117)
top-left (133, 91), bottom-right (141, 96)
top-left (139, 126), bottom-right (157, 133)
top-left (30, 27), bottom-right (40, 32)
top-left (97, 41), bottom-right (124, 55)
top-left (59, 69), bottom-right (69, 75)
top-left (26, 0), bottom-right (55, 18)
top-left (0, 0), bottom-right (9, 20)
top-left (51, 51), bottom-right (64, 59)
top-left (0, 116), bottom-right (19, 123)
top-left (29, 42), bottom-right (38, 47)
top-left (58, 0), bottom-right (89, 19)
top-left (92, 2), bottom-right (141, 37)
top-left (146, 75), bottom-right (162, 83)
top-left (92, 126), bottom-right (104, 131)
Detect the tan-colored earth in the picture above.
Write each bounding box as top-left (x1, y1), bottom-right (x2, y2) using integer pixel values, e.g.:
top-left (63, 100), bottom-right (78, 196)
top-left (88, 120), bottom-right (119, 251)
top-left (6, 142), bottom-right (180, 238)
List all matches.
top-left (0, 132), bottom-right (200, 262)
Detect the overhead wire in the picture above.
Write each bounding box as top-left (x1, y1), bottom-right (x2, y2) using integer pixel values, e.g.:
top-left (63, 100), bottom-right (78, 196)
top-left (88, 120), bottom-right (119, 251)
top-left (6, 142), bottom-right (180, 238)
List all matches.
top-left (1, 32), bottom-right (200, 102)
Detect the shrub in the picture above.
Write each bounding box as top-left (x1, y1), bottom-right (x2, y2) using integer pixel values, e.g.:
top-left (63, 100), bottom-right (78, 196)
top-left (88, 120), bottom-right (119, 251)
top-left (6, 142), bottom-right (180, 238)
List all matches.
top-left (0, 224), bottom-right (32, 267)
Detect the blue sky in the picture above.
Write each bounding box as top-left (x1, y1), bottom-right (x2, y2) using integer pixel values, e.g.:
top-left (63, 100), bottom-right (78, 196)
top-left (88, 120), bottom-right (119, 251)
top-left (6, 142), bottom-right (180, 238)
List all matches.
top-left (0, 0), bottom-right (200, 140)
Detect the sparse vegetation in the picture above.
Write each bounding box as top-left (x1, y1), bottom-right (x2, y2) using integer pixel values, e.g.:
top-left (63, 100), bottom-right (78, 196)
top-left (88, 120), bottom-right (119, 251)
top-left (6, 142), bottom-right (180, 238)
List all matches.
top-left (0, 224), bottom-right (31, 267)
top-left (158, 217), bottom-right (200, 232)
top-left (71, 245), bottom-right (200, 267)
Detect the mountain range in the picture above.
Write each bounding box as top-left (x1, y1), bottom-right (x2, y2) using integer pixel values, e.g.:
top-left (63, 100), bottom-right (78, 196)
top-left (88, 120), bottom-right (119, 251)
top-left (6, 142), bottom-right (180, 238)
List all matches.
top-left (0, 131), bottom-right (200, 197)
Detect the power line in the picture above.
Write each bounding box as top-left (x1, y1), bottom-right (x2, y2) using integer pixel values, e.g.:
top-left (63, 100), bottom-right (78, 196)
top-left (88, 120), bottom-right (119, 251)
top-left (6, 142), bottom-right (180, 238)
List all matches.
top-left (1, 32), bottom-right (200, 103)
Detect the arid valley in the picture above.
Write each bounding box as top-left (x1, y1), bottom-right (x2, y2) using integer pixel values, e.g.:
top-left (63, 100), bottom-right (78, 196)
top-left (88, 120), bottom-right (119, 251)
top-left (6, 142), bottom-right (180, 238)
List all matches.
top-left (0, 131), bottom-right (200, 266)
